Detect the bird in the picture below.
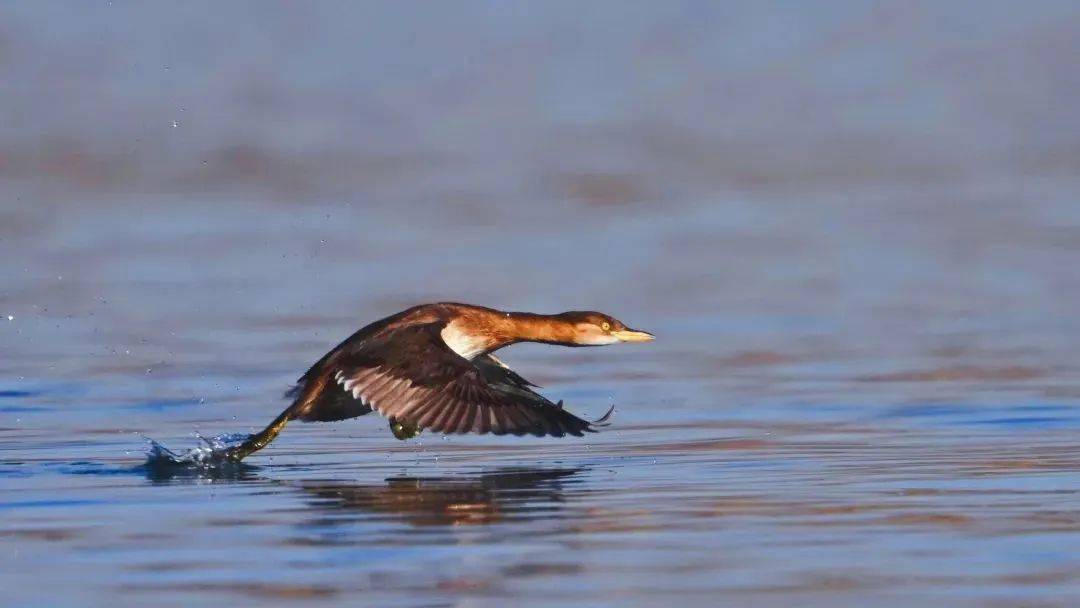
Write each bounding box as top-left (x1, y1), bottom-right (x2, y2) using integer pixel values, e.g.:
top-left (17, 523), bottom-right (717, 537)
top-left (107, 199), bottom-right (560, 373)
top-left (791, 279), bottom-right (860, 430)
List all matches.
top-left (224, 302), bottom-right (653, 461)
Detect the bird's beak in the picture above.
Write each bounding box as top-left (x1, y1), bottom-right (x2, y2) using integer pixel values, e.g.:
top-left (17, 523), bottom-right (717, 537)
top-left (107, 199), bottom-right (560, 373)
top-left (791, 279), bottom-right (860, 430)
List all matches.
top-left (611, 329), bottom-right (655, 343)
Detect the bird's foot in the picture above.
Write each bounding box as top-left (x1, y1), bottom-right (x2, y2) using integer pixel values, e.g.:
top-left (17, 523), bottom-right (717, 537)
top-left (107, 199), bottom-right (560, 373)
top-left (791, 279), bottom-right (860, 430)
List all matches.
top-left (390, 419), bottom-right (423, 440)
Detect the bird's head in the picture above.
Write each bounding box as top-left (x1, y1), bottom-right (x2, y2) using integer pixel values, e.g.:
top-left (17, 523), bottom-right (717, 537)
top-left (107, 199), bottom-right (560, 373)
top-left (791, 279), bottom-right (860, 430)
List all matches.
top-left (554, 311), bottom-right (655, 346)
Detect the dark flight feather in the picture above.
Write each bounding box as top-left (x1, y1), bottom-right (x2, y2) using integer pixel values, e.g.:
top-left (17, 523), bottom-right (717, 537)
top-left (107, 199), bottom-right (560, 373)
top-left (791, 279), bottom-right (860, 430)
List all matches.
top-left (288, 321), bottom-right (608, 437)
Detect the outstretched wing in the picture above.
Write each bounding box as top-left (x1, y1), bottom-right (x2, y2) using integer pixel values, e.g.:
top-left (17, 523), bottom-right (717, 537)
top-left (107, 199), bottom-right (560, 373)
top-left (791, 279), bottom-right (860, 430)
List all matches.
top-left (294, 323), bottom-right (610, 437)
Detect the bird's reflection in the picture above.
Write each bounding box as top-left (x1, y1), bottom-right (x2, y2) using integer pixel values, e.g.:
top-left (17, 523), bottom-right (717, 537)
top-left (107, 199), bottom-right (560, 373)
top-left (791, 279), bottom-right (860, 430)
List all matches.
top-left (299, 467), bottom-right (583, 527)
top-left (136, 459), bottom-right (584, 527)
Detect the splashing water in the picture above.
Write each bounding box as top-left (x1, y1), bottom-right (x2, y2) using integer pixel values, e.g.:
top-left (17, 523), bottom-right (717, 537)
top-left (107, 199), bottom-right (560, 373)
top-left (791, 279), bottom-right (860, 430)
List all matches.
top-left (145, 433), bottom-right (252, 468)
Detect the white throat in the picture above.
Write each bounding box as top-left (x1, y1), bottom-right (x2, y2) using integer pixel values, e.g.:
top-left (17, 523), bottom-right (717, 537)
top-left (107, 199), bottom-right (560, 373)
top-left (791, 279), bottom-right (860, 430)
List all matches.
top-left (440, 321), bottom-right (490, 360)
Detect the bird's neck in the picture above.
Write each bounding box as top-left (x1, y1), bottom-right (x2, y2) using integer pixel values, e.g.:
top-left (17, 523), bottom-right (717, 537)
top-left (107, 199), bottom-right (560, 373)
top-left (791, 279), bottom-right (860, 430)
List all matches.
top-left (503, 312), bottom-right (577, 345)
top-left (440, 311), bottom-right (576, 359)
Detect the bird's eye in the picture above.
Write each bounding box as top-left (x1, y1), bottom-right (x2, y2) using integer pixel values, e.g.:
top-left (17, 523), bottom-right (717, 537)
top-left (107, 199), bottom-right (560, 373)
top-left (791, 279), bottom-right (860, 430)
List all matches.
top-left (601, 322), bottom-right (611, 331)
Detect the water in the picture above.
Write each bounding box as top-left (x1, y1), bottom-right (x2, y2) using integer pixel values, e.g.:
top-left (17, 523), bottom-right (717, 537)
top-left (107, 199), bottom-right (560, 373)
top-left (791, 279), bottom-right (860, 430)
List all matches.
top-left (2, 3), bottom-right (1080, 606)
top-left (145, 433), bottom-right (252, 467)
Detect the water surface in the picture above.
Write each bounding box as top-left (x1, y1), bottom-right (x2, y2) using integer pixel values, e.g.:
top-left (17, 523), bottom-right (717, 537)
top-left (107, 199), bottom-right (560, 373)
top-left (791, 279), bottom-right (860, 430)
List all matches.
top-left (2, 3), bottom-right (1080, 606)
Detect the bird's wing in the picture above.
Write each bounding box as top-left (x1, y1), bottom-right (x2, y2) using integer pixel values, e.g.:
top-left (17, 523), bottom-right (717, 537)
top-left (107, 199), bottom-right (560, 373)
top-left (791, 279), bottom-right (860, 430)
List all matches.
top-left (298, 322), bottom-right (610, 437)
top-left (476, 353), bottom-right (541, 387)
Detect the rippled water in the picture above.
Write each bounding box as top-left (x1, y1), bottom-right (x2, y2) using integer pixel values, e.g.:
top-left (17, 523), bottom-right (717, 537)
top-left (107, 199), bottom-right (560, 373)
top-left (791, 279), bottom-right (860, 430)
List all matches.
top-left (3, 196), bottom-right (1078, 606)
top-left (3, 3), bottom-right (1080, 607)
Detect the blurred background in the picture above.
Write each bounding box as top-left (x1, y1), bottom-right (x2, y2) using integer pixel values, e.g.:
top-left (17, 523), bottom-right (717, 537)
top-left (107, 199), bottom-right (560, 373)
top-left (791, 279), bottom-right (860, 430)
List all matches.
top-left (2, 2), bottom-right (1079, 607)
top-left (3, 1), bottom-right (1079, 384)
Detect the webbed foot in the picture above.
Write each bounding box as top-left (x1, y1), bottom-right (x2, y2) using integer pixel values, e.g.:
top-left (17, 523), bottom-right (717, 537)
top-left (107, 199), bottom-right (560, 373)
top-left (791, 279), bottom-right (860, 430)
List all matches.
top-left (390, 419), bottom-right (423, 440)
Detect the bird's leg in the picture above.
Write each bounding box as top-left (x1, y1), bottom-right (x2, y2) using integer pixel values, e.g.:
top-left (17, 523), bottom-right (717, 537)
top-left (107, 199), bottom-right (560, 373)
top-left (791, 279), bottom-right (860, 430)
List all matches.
top-left (390, 419), bottom-right (423, 440)
top-left (224, 407), bottom-right (294, 461)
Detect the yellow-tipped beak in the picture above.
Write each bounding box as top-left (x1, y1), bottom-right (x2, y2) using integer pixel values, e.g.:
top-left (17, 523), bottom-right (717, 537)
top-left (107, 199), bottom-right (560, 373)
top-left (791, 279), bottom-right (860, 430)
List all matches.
top-left (611, 329), bottom-right (655, 343)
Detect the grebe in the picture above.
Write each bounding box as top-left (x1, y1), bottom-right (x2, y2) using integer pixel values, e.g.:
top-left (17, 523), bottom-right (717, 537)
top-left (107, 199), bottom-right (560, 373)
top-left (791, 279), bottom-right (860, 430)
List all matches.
top-left (226, 302), bottom-right (653, 461)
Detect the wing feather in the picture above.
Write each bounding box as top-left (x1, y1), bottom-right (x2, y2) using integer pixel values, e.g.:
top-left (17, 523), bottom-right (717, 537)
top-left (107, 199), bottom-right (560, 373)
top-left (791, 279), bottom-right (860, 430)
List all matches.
top-left (294, 323), bottom-right (609, 437)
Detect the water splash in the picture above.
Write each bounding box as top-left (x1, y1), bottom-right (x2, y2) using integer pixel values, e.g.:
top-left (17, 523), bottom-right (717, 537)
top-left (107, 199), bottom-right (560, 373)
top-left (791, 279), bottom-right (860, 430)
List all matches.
top-left (144, 433), bottom-right (252, 468)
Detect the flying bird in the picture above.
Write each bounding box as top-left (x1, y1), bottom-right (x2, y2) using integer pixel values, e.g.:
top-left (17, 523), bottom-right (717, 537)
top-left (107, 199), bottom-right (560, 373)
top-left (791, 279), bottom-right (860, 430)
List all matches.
top-left (226, 302), bottom-right (653, 461)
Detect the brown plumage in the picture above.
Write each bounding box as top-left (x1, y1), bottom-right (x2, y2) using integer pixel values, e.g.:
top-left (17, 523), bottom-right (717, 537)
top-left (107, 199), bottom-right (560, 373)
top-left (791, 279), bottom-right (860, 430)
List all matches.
top-left (225, 302), bottom-right (653, 460)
